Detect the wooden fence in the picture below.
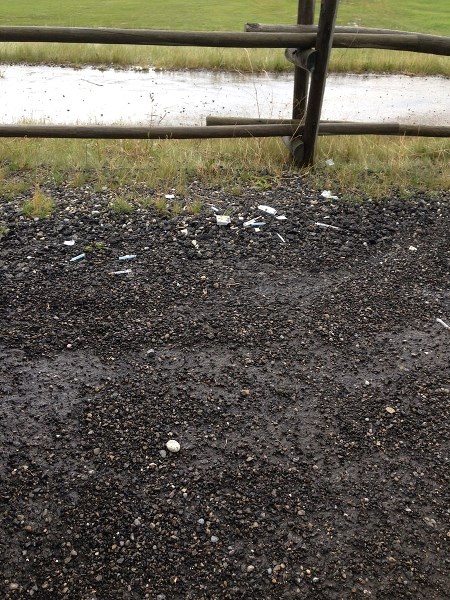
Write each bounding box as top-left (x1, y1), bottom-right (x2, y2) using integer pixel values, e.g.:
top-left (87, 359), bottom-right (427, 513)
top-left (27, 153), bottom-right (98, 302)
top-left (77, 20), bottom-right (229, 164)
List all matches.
top-left (1, 0), bottom-right (449, 166)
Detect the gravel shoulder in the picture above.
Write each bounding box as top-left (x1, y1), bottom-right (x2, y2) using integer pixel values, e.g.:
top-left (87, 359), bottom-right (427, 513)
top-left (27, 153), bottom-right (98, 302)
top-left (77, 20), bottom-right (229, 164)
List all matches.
top-left (0, 176), bottom-right (449, 599)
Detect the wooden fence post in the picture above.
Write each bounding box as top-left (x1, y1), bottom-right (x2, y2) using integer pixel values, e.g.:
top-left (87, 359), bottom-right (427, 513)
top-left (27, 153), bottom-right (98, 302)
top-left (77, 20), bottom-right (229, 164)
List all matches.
top-left (300, 0), bottom-right (339, 166)
top-left (292, 0), bottom-right (316, 120)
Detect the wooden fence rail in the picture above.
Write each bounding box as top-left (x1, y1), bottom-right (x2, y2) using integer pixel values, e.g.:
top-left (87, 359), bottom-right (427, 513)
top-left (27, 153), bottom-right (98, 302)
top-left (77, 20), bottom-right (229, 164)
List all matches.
top-left (2, 123), bottom-right (448, 140)
top-left (0, 26), bottom-right (449, 55)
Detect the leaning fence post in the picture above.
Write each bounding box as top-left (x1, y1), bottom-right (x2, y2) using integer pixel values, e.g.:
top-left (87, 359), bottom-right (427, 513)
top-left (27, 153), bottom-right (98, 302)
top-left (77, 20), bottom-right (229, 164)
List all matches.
top-left (300, 0), bottom-right (339, 166)
top-left (292, 0), bottom-right (316, 120)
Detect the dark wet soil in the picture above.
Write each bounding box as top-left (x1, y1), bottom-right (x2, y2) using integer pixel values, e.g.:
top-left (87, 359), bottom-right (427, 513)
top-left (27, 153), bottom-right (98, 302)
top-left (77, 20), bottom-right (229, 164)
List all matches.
top-left (0, 176), bottom-right (449, 599)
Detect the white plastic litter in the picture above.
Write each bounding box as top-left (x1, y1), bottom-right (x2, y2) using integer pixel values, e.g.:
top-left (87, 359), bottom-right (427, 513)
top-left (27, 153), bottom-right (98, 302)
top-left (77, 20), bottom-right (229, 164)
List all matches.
top-left (208, 204), bottom-right (220, 213)
top-left (111, 269), bottom-right (132, 275)
top-left (216, 215), bottom-right (231, 226)
top-left (321, 190), bottom-right (339, 199)
top-left (315, 222), bottom-right (341, 230)
top-left (275, 215), bottom-right (287, 221)
top-left (408, 246), bottom-right (417, 252)
top-left (118, 254), bottom-right (137, 260)
top-left (70, 253), bottom-right (85, 262)
top-left (165, 194), bottom-right (175, 199)
top-left (325, 159), bottom-right (335, 166)
top-left (276, 233), bottom-right (286, 243)
top-left (243, 218), bottom-right (266, 228)
top-left (436, 318), bottom-right (450, 330)
top-left (258, 204), bottom-right (277, 216)
top-left (63, 240), bottom-right (75, 246)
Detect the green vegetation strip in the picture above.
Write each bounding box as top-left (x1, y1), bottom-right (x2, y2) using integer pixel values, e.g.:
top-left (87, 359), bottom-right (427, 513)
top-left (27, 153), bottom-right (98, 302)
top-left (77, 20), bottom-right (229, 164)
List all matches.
top-left (1, 137), bottom-right (448, 203)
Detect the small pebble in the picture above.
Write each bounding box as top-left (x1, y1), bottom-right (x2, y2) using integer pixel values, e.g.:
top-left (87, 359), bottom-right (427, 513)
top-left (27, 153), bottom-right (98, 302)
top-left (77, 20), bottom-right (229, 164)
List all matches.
top-left (247, 565), bottom-right (255, 573)
top-left (210, 535), bottom-right (219, 543)
top-left (159, 450), bottom-right (167, 458)
top-left (166, 440), bottom-right (180, 453)
top-left (93, 448), bottom-right (101, 456)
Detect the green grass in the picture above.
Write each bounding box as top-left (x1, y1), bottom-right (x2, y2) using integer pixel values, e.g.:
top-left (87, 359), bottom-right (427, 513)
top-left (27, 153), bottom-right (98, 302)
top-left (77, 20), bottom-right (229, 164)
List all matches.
top-left (0, 1), bottom-right (449, 73)
top-left (110, 197), bottom-right (135, 214)
top-left (1, 135), bottom-right (448, 203)
top-left (1, 1), bottom-right (448, 34)
top-left (21, 187), bottom-right (55, 218)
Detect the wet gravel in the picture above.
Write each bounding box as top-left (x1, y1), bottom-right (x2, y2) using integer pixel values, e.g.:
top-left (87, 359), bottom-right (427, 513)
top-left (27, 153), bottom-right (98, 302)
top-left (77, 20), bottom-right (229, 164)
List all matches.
top-left (0, 176), bottom-right (449, 599)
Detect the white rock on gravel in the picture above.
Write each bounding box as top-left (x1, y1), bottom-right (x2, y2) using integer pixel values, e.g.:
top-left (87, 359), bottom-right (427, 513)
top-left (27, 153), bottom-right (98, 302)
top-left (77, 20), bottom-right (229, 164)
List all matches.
top-left (166, 439), bottom-right (181, 453)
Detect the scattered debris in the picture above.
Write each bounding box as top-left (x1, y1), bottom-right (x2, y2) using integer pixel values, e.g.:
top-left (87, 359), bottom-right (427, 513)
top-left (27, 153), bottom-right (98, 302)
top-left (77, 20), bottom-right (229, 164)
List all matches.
top-left (276, 233), bottom-right (286, 243)
top-left (321, 190), bottom-right (339, 200)
top-left (166, 440), bottom-right (180, 453)
top-left (325, 159), bottom-right (335, 167)
top-left (243, 218), bottom-right (266, 228)
top-left (63, 240), bottom-right (75, 246)
top-left (275, 215), bottom-right (287, 221)
top-left (191, 240), bottom-right (199, 249)
top-left (216, 215), bottom-right (231, 226)
top-left (208, 204), bottom-right (220, 213)
top-left (436, 318), bottom-right (450, 330)
top-left (258, 204), bottom-right (277, 216)
top-left (69, 253), bottom-right (85, 262)
top-left (118, 254), bottom-right (137, 261)
top-left (314, 222), bottom-right (341, 231)
top-left (111, 269), bottom-right (132, 275)
top-left (165, 194), bottom-right (175, 200)
top-left (385, 406), bottom-right (396, 414)
top-left (408, 245), bottom-right (418, 252)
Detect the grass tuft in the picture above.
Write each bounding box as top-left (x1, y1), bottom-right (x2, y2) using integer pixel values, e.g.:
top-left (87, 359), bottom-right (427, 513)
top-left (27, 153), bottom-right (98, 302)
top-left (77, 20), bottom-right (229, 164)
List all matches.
top-left (185, 198), bottom-right (203, 214)
top-left (110, 197), bottom-right (134, 214)
top-left (0, 225), bottom-right (10, 238)
top-left (22, 187), bottom-right (55, 218)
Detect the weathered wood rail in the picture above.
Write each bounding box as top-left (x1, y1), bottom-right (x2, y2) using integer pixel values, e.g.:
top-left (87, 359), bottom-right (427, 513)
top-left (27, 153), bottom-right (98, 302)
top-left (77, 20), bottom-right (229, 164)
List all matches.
top-left (1, 123), bottom-right (447, 139)
top-left (0, 26), bottom-right (448, 54)
top-left (1, 0), bottom-right (449, 168)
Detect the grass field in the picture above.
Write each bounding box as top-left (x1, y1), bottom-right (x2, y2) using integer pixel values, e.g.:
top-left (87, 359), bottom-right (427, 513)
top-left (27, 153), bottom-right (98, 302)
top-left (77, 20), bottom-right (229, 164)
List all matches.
top-left (0, 1), bottom-right (449, 74)
top-left (1, 1), bottom-right (449, 34)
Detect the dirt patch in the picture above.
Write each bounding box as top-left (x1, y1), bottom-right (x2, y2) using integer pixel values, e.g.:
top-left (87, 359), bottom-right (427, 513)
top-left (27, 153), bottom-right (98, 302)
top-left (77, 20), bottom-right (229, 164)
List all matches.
top-left (0, 177), bottom-right (449, 599)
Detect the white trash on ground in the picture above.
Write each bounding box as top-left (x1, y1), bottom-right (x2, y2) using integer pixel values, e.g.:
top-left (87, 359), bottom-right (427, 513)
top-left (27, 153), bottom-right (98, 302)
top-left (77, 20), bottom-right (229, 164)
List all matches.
top-left (321, 190), bottom-right (339, 200)
top-left (258, 204), bottom-right (277, 216)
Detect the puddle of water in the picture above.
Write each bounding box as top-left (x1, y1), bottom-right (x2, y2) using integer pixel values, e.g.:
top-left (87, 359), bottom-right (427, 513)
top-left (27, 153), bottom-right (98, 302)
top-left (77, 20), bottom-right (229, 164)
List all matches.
top-left (1, 64), bottom-right (449, 126)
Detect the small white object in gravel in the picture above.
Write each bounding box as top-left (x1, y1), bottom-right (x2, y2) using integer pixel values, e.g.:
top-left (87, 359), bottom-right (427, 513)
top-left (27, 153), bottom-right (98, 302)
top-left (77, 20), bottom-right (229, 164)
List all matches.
top-left (258, 204), bottom-right (277, 215)
top-left (436, 318), bottom-right (450, 330)
top-left (210, 535), bottom-right (219, 543)
top-left (321, 190), bottom-right (339, 199)
top-left (63, 240), bottom-right (75, 246)
top-left (408, 245), bottom-right (417, 251)
top-left (166, 439), bottom-right (180, 453)
top-left (216, 215), bottom-right (231, 226)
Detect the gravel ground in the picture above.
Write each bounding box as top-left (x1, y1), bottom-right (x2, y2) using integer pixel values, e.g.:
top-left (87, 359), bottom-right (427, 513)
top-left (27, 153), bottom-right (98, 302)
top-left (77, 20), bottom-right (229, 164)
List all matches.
top-left (0, 176), bottom-right (449, 599)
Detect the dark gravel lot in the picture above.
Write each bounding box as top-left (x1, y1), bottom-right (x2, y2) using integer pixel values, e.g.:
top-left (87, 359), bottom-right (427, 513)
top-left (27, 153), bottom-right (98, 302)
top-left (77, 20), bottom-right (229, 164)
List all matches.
top-left (0, 176), bottom-right (449, 599)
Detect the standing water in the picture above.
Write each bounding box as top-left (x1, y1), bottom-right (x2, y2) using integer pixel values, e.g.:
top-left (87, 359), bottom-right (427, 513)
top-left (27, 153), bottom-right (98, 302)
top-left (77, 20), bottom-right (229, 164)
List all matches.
top-left (1, 65), bottom-right (449, 126)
